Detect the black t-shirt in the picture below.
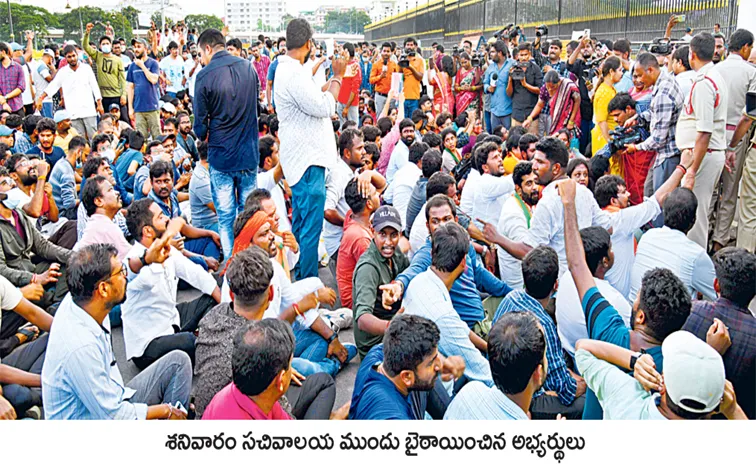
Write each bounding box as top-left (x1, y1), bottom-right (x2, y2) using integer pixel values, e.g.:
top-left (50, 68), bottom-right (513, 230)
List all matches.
top-left (567, 59), bottom-right (594, 122)
top-left (511, 61), bottom-right (543, 121)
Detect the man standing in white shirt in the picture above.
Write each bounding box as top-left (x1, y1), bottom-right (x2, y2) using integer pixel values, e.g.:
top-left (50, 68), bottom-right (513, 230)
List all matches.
top-left (711, 30), bottom-right (756, 252)
top-left (32, 49), bottom-right (56, 118)
top-left (324, 128), bottom-right (385, 284)
top-left (674, 33), bottom-right (727, 248)
top-left (34, 44), bottom-right (103, 141)
top-left (122, 198), bottom-right (221, 371)
top-left (496, 161), bottom-right (539, 289)
top-left (183, 43), bottom-right (201, 100)
top-left (160, 42), bottom-right (185, 98)
top-left (387, 142), bottom-right (426, 228)
top-left (275, 19), bottom-right (347, 280)
top-left (472, 141), bottom-right (515, 227)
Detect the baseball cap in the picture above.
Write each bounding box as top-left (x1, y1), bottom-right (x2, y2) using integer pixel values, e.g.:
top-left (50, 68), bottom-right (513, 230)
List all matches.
top-left (135, 38), bottom-right (149, 48)
top-left (9, 42), bottom-right (23, 52)
top-left (662, 331), bottom-right (725, 414)
top-left (109, 103), bottom-right (120, 111)
top-left (685, 27), bottom-right (692, 33)
top-left (53, 109), bottom-right (70, 124)
top-left (158, 134), bottom-right (176, 143)
top-left (162, 102), bottom-right (176, 114)
top-left (0, 125), bottom-right (14, 137)
top-left (372, 205), bottom-right (402, 233)
top-left (43, 49), bottom-right (55, 59)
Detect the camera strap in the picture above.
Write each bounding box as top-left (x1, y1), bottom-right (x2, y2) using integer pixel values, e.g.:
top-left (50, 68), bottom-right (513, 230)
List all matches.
top-left (685, 73), bottom-right (720, 115)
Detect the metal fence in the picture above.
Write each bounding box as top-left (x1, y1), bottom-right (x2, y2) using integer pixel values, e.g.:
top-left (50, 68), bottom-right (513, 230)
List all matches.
top-left (365, 0), bottom-right (739, 53)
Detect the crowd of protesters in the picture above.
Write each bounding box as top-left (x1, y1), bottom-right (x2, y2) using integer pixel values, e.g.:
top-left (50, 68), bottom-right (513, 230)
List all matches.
top-left (0, 14), bottom-right (753, 421)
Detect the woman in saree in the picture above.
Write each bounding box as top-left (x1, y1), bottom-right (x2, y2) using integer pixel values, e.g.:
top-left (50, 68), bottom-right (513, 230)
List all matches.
top-left (432, 55), bottom-right (455, 115)
top-left (454, 52), bottom-right (482, 115)
top-left (523, 70), bottom-right (581, 136)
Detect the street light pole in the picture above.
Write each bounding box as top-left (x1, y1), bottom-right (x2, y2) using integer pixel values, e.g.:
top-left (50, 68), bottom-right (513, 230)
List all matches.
top-left (6, 0), bottom-right (14, 40)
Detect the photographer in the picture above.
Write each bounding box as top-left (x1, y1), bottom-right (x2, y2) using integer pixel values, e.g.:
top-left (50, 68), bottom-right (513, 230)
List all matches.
top-left (508, 43), bottom-right (543, 133)
top-left (568, 36), bottom-right (597, 152)
top-left (485, 40), bottom-right (516, 130)
top-left (400, 37), bottom-right (425, 116)
top-left (623, 53), bottom-right (684, 215)
top-left (534, 34), bottom-right (571, 79)
top-left (607, 92), bottom-right (653, 205)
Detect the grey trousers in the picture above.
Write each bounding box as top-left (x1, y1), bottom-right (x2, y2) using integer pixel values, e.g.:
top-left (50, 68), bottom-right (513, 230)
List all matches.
top-left (375, 93), bottom-right (388, 118)
top-left (688, 150), bottom-right (725, 249)
top-left (126, 350), bottom-right (192, 410)
top-left (711, 131), bottom-right (750, 246)
top-left (71, 117), bottom-right (97, 141)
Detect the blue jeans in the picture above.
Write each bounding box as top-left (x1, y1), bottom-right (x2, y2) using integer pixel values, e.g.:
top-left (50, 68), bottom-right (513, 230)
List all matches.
top-left (209, 167), bottom-right (257, 258)
top-left (580, 118), bottom-right (593, 154)
top-left (291, 166), bottom-right (325, 279)
top-left (193, 221), bottom-right (219, 235)
top-left (41, 102), bottom-right (54, 118)
top-left (185, 236), bottom-right (221, 270)
top-left (404, 99), bottom-right (419, 117)
top-left (292, 327), bottom-right (339, 378)
top-left (491, 113), bottom-right (511, 130)
top-left (652, 154), bottom-right (680, 227)
top-left (484, 110), bottom-right (492, 133)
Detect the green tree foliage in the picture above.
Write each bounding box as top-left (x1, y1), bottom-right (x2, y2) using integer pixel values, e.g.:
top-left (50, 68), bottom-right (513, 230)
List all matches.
top-left (151, 11), bottom-right (174, 30)
top-left (323, 9), bottom-right (371, 34)
top-left (184, 14), bottom-right (224, 33)
top-left (55, 6), bottom-right (135, 42)
top-left (0, 2), bottom-right (59, 41)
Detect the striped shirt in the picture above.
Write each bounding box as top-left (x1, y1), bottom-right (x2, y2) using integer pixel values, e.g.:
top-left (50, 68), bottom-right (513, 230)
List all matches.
top-left (444, 381), bottom-right (529, 420)
top-left (403, 269), bottom-right (493, 388)
top-left (636, 70), bottom-right (684, 167)
top-left (0, 60), bottom-right (26, 112)
top-left (494, 289), bottom-right (577, 406)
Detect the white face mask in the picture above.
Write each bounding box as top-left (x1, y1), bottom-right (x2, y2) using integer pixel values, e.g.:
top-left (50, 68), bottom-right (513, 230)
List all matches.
top-left (101, 149), bottom-right (116, 162)
top-left (101, 45), bottom-right (112, 54)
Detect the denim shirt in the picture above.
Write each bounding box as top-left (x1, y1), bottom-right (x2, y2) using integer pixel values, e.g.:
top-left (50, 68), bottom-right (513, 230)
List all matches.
top-left (484, 59), bottom-right (515, 117)
top-left (148, 189), bottom-right (181, 219)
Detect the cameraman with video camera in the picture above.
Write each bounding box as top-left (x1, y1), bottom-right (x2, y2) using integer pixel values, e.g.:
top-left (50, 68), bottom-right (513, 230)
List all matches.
top-left (622, 53), bottom-right (684, 224)
top-left (399, 37), bottom-right (425, 117)
top-left (508, 42), bottom-right (543, 133)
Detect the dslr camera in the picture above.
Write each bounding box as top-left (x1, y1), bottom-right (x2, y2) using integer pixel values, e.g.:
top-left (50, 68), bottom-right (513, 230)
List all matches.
top-left (471, 52), bottom-right (482, 67)
top-left (494, 24), bottom-right (515, 40)
top-left (535, 24), bottom-right (549, 37)
top-left (508, 26), bottom-right (522, 40)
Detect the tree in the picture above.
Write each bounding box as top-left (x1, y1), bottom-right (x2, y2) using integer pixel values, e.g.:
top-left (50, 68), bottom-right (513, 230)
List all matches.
top-left (184, 14), bottom-right (224, 33)
top-left (0, 2), bottom-right (59, 41)
top-left (256, 18), bottom-right (264, 31)
top-left (323, 9), bottom-right (371, 34)
top-left (151, 11), bottom-right (174, 30)
top-left (281, 13), bottom-right (294, 31)
top-left (54, 6), bottom-right (134, 43)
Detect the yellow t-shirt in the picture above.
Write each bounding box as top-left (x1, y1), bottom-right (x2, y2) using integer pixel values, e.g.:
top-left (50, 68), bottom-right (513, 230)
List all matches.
top-left (591, 82), bottom-right (620, 173)
top-left (54, 127), bottom-right (80, 155)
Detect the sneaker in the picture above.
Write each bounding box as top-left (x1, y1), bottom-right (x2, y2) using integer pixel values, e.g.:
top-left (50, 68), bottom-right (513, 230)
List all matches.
top-left (320, 308), bottom-right (353, 332)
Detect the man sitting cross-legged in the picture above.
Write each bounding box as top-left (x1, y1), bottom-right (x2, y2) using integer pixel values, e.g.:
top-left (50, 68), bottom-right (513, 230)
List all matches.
top-left (203, 319), bottom-right (338, 420)
top-left (122, 198), bottom-right (221, 370)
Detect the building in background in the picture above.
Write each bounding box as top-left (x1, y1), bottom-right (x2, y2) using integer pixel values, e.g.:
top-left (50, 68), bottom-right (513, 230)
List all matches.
top-left (369, 0), bottom-right (396, 22)
top-left (225, 0), bottom-right (287, 32)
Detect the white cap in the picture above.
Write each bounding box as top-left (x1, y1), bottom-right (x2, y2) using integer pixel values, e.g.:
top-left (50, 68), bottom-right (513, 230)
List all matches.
top-left (162, 102), bottom-right (176, 114)
top-left (43, 49), bottom-right (55, 59)
top-left (662, 331), bottom-right (725, 414)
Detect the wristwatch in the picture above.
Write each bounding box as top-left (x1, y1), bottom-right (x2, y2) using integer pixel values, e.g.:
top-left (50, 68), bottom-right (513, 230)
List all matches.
top-left (139, 250), bottom-right (148, 267)
top-left (629, 352), bottom-right (642, 371)
top-left (326, 333), bottom-right (338, 344)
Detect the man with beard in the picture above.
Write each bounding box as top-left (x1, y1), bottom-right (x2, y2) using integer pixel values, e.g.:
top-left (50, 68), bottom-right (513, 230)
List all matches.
top-left (5, 154), bottom-right (58, 224)
top-left (323, 129), bottom-right (385, 284)
top-left (472, 141), bottom-right (515, 227)
top-left (34, 45), bottom-right (102, 141)
top-left (403, 221), bottom-right (494, 391)
top-left (76, 156), bottom-right (130, 246)
top-left (567, 36), bottom-right (597, 152)
top-left (75, 175), bottom-right (130, 259)
top-left (147, 160), bottom-right (221, 272)
top-left (28, 117), bottom-right (65, 168)
top-left (122, 198), bottom-right (221, 370)
top-left (50, 136), bottom-right (89, 221)
top-left (126, 39), bottom-right (161, 141)
top-left (445, 311), bottom-right (546, 420)
top-left (713, 33), bottom-right (727, 64)
top-left (385, 119), bottom-right (416, 184)
top-left (42, 243), bottom-right (192, 420)
top-left (52, 111), bottom-right (77, 156)
top-left (485, 40), bottom-right (516, 131)
top-left (353, 206), bottom-right (409, 359)
top-left (534, 38), bottom-right (571, 78)
top-left (351, 314), bottom-right (464, 420)
top-left (175, 111), bottom-right (198, 161)
top-left (369, 43), bottom-right (399, 117)
top-left (496, 161), bottom-right (539, 289)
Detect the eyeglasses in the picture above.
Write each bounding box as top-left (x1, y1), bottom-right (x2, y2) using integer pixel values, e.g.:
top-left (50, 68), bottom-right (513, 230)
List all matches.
top-left (99, 266), bottom-right (126, 285)
top-left (0, 178), bottom-right (15, 188)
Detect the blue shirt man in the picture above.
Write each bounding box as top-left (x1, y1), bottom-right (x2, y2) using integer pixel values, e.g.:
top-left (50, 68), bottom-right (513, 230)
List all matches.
top-left (484, 58), bottom-right (515, 121)
top-left (193, 36), bottom-right (260, 259)
top-left (397, 238), bottom-right (511, 329)
top-left (114, 148), bottom-right (143, 191)
top-left (26, 145), bottom-right (65, 169)
top-left (349, 344), bottom-right (416, 420)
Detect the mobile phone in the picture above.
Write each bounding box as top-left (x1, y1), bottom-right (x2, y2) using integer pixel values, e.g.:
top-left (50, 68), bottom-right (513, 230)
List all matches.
top-left (675, 14), bottom-right (686, 23)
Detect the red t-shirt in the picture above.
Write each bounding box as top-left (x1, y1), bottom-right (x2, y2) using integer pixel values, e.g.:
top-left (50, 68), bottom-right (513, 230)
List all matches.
top-left (337, 60), bottom-right (362, 107)
top-left (336, 212), bottom-right (372, 308)
top-left (202, 382), bottom-right (293, 420)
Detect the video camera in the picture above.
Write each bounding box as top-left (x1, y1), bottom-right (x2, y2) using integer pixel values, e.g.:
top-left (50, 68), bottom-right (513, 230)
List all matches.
top-left (649, 37), bottom-right (674, 56)
top-left (398, 47), bottom-right (416, 68)
top-left (581, 56), bottom-right (605, 80)
top-left (494, 24), bottom-right (514, 40)
top-left (605, 125), bottom-right (646, 155)
top-left (452, 45), bottom-right (459, 56)
top-left (510, 62), bottom-right (527, 81)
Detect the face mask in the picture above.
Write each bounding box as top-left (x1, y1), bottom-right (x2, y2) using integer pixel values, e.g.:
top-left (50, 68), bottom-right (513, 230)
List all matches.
top-left (101, 149), bottom-right (116, 162)
top-left (101, 45), bottom-right (112, 54)
top-left (2, 195), bottom-right (20, 210)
